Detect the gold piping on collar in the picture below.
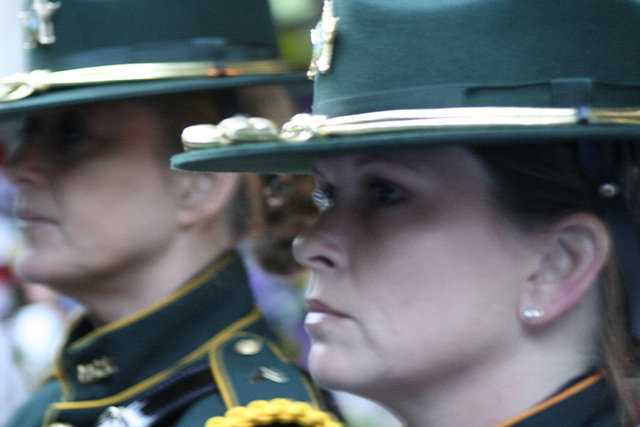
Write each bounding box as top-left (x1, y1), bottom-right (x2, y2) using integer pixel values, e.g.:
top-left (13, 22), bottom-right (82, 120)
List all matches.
top-left (51, 308), bottom-right (263, 411)
top-left (0, 60), bottom-right (292, 102)
top-left (181, 107), bottom-right (640, 150)
top-left (68, 252), bottom-right (236, 349)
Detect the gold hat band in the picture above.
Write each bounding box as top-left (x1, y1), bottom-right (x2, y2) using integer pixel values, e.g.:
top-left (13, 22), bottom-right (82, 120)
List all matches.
top-left (0, 60), bottom-right (292, 102)
top-left (181, 107), bottom-right (640, 150)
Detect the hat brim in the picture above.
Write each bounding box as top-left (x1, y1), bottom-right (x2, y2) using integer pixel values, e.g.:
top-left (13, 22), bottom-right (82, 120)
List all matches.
top-left (0, 72), bottom-right (306, 122)
top-left (171, 124), bottom-right (640, 174)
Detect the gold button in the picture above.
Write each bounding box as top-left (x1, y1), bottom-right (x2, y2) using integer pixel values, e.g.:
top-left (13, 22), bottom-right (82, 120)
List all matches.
top-left (234, 338), bottom-right (263, 355)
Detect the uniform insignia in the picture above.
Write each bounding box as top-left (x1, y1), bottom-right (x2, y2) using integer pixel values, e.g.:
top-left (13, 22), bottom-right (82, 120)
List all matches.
top-left (307, 0), bottom-right (339, 79)
top-left (19, 0), bottom-right (62, 49)
top-left (76, 355), bottom-right (119, 384)
top-left (95, 403), bottom-right (155, 427)
top-left (251, 366), bottom-right (290, 384)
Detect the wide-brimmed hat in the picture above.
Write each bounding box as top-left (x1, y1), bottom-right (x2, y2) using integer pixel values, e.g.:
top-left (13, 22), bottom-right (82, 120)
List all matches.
top-left (172, 0), bottom-right (640, 174)
top-left (0, 0), bottom-right (306, 122)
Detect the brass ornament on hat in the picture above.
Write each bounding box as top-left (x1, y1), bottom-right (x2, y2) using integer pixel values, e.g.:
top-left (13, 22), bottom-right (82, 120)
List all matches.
top-left (182, 116), bottom-right (279, 150)
top-left (19, 0), bottom-right (61, 49)
top-left (180, 106), bottom-right (640, 151)
top-left (307, 0), bottom-right (339, 79)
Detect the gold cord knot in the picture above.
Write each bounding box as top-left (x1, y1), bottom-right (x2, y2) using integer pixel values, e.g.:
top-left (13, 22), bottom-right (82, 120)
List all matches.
top-left (0, 69), bottom-right (51, 102)
top-left (280, 114), bottom-right (328, 142)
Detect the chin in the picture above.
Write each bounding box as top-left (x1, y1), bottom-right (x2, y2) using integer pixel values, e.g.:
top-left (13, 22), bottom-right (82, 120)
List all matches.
top-left (14, 254), bottom-right (72, 291)
top-left (307, 343), bottom-right (370, 393)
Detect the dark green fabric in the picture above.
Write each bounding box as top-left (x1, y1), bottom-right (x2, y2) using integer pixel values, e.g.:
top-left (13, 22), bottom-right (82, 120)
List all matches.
top-left (28, 0), bottom-right (279, 71)
top-left (0, 0), bottom-right (306, 118)
top-left (171, 0), bottom-right (640, 174)
top-left (5, 252), bottom-right (325, 427)
top-left (313, 0), bottom-right (640, 115)
top-left (510, 376), bottom-right (619, 426)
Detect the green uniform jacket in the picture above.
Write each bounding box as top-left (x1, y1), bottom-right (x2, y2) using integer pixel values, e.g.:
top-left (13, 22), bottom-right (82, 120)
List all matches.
top-left (503, 372), bottom-right (621, 427)
top-left (6, 251), bottom-right (328, 427)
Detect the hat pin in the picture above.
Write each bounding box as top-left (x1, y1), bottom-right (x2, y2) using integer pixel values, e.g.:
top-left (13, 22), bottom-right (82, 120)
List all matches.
top-left (19, 0), bottom-right (61, 49)
top-left (307, 0), bottom-right (339, 79)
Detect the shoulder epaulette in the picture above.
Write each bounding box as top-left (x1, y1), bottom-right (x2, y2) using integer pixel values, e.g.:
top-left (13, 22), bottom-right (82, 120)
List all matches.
top-left (211, 332), bottom-right (321, 408)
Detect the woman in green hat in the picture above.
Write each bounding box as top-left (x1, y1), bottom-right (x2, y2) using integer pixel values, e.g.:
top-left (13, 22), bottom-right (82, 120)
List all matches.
top-left (0, 0), bottom-right (344, 426)
top-left (174, 0), bottom-right (640, 425)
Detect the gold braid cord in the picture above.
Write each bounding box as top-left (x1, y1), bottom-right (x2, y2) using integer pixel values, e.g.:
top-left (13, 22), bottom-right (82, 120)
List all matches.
top-left (205, 398), bottom-right (345, 427)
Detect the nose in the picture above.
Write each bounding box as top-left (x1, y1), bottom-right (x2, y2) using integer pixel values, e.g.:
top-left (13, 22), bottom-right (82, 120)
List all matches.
top-left (292, 209), bottom-right (349, 272)
top-left (4, 141), bottom-right (50, 187)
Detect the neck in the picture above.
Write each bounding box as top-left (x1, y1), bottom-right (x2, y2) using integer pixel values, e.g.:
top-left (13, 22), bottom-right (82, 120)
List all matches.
top-left (395, 350), bottom-right (592, 427)
top-left (377, 314), bottom-right (598, 427)
top-left (78, 236), bottom-right (232, 325)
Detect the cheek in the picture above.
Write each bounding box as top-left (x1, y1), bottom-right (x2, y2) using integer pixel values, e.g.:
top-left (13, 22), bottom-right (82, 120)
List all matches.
top-left (352, 222), bottom-right (523, 346)
top-left (59, 163), bottom-right (176, 249)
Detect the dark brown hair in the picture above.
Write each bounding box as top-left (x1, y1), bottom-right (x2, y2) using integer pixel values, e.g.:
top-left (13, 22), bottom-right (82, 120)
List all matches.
top-left (471, 141), bottom-right (640, 424)
top-left (140, 87), bottom-right (301, 247)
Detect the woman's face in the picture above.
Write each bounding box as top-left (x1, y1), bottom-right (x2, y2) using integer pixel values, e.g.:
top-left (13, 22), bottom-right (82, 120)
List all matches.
top-left (293, 147), bottom-right (541, 400)
top-left (4, 101), bottom-right (181, 296)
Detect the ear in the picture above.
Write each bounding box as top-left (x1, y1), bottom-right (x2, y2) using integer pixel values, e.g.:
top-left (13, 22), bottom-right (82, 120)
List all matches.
top-left (171, 172), bottom-right (240, 227)
top-left (519, 213), bottom-right (610, 326)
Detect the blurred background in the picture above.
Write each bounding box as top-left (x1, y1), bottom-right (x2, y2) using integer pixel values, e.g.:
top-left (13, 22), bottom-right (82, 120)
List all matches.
top-left (0, 1), bottom-right (401, 425)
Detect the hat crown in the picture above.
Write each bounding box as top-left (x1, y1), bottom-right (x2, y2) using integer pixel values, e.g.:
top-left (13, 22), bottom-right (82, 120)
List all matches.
top-left (313, 0), bottom-right (640, 116)
top-left (22, 0), bottom-right (279, 71)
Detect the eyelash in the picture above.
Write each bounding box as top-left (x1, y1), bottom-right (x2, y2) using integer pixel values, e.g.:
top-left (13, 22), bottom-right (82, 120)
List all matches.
top-left (312, 185), bottom-right (334, 212)
top-left (311, 179), bottom-right (406, 213)
top-left (366, 179), bottom-right (406, 205)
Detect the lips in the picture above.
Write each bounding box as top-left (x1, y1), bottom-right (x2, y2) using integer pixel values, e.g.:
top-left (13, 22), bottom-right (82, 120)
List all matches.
top-left (305, 298), bottom-right (348, 318)
top-left (14, 208), bottom-right (56, 225)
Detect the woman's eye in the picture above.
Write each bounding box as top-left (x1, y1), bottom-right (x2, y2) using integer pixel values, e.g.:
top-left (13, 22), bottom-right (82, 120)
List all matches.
top-left (57, 112), bottom-right (83, 143)
top-left (369, 180), bottom-right (406, 204)
top-left (312, 186), bottom-right (334, 212)
top-left (54, 111), bottom-right (86, 149)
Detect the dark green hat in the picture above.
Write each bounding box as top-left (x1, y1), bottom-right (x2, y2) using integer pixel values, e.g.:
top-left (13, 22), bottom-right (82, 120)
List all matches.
top-left (172, 0), bottom-right (640, 174)
top-left (0, 0), bottom-right (305, 121)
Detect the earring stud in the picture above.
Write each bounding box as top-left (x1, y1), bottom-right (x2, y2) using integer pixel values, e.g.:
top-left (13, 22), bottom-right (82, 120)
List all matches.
top-left (522, 309), bottom-right (544, 320)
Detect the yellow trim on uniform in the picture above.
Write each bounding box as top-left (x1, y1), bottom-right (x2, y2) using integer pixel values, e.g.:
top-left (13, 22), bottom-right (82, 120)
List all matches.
top-left (262, 339), bottom-right (322, 410)
top-left (68, 253), bottom-right (235, 349)
top-left (210, 332), bottom-right (248, 407)
top-left (496, 372), bottom-right (603, 427)
top-left (49, 307), bottom-right (262, 411)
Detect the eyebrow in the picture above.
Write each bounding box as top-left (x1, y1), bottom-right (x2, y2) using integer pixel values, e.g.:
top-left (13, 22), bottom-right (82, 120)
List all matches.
top-left (312, 150), bottom-right (436, 178)
top-left (353, 152), bottom-right (430, 175)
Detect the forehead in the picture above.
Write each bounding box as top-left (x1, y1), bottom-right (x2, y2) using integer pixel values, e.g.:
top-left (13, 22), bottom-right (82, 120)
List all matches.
top-left (3, 100), bottom-right (167, 163)
top-left (313, 146), bottom-right (488, 181)
top-left (26, 100), bottom-right (155, 125)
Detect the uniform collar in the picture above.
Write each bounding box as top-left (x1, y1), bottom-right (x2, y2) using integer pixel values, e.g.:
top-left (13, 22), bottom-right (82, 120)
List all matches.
top-left (52, 251), bottom-right (256, 401)
top-left (497, 372), bottom-right (617, 426)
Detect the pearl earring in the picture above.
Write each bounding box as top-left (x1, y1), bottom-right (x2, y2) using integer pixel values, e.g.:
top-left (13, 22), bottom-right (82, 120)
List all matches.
top-left (522, 309), bottom-right (544, 320)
